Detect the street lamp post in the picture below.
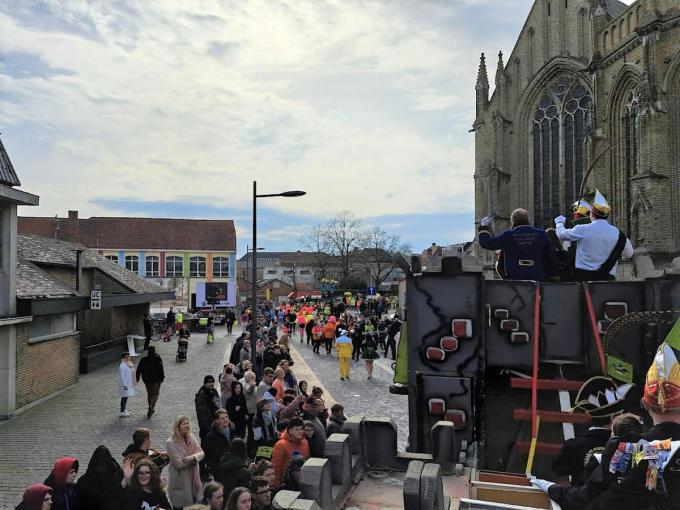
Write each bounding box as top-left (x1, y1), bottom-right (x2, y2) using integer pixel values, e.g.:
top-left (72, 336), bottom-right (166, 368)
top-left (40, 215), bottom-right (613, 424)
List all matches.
top-left (251, 181), bottom-right (305, 369)
top-left (245, 245), bottom-right (265, 292)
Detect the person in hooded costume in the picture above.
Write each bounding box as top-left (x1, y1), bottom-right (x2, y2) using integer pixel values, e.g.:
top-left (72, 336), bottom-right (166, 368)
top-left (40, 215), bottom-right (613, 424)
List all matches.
top-left (74, 445), bottom-right (124, 509)
top-left (44, 457), bottom-right (78, 510)
top-left (555, 190), bottom-right (633, 281)
top-left (16, 484), bottom-right (52, 510)
top-left (551, 376), bottom-right (633, 485)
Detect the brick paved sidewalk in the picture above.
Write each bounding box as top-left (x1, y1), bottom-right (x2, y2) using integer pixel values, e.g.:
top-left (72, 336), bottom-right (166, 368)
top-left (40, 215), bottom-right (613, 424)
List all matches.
top-left (287, 333), bottom-right (409, 451)
top-left (0, 327), bottom-right (233, 507)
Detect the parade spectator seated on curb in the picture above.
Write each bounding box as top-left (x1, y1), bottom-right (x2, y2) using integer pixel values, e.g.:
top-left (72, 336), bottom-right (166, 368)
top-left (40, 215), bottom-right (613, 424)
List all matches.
top-left (218, 438), bottom-right (252, 501)
top-left (16, 484), bottom-right (52, 510)
top-left (122, 458), bottom-right (171, 510)
top-left (75, 445), bottom-right (123, 509)
top-left (271, 417), bottom-right (310, 489)
top-left (203, 408), bottom-right (234, 480)
top-left (327, 404), bottom-right (347, 435)
top-left (478, 208), bottom-right (556, 281)
top-left (44, 457), bottom-right (78, 510)
top-left (122, 427), bottom-right (170, 471)
top-left (135, 346), bottom-right (165, 419)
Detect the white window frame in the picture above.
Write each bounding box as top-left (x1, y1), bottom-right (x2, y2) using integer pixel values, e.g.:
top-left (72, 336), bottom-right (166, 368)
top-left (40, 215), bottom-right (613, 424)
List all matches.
top-left (190, 256), bottom-right (206, 277)
top-left (212, 256), bottom-right (229, 277)
top-left (166, 256), bottom-right (183, 277)
top-left (145, 255), bottom-right (159, 277)
top-left (125, 255), bottom-right (139, 273)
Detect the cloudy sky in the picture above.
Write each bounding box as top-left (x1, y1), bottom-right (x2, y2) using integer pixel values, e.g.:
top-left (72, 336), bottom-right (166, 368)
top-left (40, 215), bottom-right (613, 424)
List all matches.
top-left (2, 0), bottom-right (550, 254)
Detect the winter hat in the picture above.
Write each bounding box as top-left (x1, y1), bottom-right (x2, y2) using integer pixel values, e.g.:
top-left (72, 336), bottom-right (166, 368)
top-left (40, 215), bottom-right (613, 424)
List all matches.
top-left (204, 375), bottom-right (215, 384)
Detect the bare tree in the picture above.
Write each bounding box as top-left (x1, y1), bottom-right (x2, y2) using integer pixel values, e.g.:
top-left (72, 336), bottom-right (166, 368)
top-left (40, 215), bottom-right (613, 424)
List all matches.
top-left (299, 224), bottom-right (333, 281)
top-left (326, 211), bottom-right (364, 286)
top-left (361, 227), bottom-right (403, 288)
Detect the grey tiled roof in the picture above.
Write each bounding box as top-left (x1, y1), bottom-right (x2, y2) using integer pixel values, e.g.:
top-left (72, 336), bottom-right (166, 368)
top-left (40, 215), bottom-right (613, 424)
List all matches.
top-left (16, 260), bottom-right (78, 299)
top-left (17, 234), bottom-right (166, 296)
top-left (0, 137), bottom-right (21, 187)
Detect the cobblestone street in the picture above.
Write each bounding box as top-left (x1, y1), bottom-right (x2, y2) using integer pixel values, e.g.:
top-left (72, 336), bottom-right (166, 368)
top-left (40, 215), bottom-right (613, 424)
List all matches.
top-left (0, 328), bottom-right (232, 507)
top-left (287, 333), bottom-right (409, 451)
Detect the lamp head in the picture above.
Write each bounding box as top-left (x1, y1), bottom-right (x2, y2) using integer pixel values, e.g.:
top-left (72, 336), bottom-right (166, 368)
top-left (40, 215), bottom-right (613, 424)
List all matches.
top-left (280, 190), bottom-right (306, 197)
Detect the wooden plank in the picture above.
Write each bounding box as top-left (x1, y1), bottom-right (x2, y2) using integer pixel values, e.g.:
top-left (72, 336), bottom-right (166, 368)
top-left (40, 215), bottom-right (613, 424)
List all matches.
top-left (515, 441), bottom-right (563, 456)
top-left (513, 408), bottom-right (591, 424)
top-left (510, 378), bottom-right (585, 391)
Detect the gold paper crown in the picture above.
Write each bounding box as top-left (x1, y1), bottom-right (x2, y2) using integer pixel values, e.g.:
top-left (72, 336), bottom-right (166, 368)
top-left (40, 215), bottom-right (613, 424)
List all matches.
top-left (573, 199), bottom-right (592, 217)
top-left (591, 190), bottom-right (611, 216)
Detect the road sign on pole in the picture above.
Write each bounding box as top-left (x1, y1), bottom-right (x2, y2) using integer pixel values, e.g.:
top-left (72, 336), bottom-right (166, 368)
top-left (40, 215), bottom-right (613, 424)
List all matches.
top-left (90, 290), bottom-right (102, 310)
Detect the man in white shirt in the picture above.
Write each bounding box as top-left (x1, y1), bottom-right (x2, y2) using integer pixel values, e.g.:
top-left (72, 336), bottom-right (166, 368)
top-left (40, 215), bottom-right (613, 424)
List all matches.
top-left (554, 190), bottom-right (633, 281)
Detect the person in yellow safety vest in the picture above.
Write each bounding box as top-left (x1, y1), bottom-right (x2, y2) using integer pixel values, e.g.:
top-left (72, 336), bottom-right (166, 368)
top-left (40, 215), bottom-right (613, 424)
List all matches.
top-left (175, 310), bottom-right (184, 333)
top-left (335, 330), bottom-right (353, 381)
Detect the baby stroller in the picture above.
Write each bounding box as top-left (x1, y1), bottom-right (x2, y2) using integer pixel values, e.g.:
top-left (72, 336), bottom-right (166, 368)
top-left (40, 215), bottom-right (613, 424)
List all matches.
top-left (176, 338), bottom-right (189, 362)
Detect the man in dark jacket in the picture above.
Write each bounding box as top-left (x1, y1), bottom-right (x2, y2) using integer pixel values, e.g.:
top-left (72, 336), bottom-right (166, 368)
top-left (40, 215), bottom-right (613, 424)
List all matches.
top-left (327, 404), bottom-right (347, 436)
top-left (225, 308), bottom-right (236, 335)
top-left (44, 457), bottom-right (78, 510)
top-left (385, 316), bottom-right (401, 360)
top-left (195, 375), bottom-right (221, 443)
top-left (135, 346), bottom-right (165, 419)
top-left (203, 408), bottom-right (234, 477)
top-left (218, 438), bottom-right (251, 498)
top-left (143, 313), bottom-right (153, 351)
top-left (478, 208), bottom-right (556, 281)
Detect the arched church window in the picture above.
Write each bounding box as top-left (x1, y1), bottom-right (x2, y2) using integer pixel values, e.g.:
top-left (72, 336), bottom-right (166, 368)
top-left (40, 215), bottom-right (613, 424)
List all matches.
top-left (623, 88), bottom-right (641, 176)
top-left (532, 75), bottom-right (592, 226)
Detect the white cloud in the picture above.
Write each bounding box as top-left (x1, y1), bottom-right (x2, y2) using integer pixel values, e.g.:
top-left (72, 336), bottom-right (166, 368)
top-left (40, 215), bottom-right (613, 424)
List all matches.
top-left (0, 0), bottom-right (532, 221)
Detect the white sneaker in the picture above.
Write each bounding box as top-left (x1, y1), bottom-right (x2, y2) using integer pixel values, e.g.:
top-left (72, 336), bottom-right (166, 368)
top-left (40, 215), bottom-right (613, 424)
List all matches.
top-left (119, 411), bottom-right (131, 417)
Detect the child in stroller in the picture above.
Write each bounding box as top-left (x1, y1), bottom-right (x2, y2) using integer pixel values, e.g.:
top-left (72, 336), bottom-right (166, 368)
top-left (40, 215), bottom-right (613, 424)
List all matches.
top-left (176, 324), bottom-right (190, 362)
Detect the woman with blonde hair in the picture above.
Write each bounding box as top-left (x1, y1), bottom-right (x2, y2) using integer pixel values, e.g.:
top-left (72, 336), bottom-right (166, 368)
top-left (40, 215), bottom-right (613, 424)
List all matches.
top-left (166, 415), bottom-right (204, 509)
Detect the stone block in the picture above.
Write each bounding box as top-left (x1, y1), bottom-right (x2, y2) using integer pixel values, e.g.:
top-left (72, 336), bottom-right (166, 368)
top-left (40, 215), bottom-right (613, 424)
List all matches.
top-left (403, 460), bottom-right (424, 510)
top-left (431, 421), bottom-right (456, 474)
top-left (299, 458), bottom-right (333, 510)
top-left (325, 433), bottom-right (352, 487)
top-left (420, 463), bottom-right (445, 510)
top-left (344, 416), bottom-right (363, 456)
top-left (272, 490), bottom-right (302, 509)
top-left (361, 417), bottom-right (398, 469)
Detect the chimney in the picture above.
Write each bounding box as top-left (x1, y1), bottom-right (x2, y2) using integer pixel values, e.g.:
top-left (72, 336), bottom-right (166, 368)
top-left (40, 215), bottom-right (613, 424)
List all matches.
top-left (68, 210), bottom-right (78, 220)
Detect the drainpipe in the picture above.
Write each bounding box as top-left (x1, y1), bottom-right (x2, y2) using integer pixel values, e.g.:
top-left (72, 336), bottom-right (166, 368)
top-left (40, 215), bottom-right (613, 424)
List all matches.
top-left (75, 249), bottom-right (84, 292)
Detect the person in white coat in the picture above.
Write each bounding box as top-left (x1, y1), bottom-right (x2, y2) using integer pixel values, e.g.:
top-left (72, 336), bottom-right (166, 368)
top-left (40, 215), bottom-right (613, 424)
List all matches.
top-left (118, 352), bottom-right (135, 417)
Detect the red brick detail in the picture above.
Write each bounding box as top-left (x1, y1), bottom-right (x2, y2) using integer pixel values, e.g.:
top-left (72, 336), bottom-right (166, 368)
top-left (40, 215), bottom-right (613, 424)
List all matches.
top-left (428, 398), bottom-right (446, 415)
top-left (494, 309), bottom-right (509, 320)
top-left (15, 324), bottom-right (79, 409)
top-left (440, 336), bottom-right (458, 352)
top-left (604, 302), bottom-right (628, 320)
top-left (426, 347), bottom-right (446, 362)
top-left (445, 409), bottom-right (466, 429)
top-left (500, 319), bottom-right (520, 332)
top-left (510, 332), bottom-right (530, 344)
top-left (452, 319), bottom-right (472, 338)
top-left (18, 216), bottom-right (236, 251)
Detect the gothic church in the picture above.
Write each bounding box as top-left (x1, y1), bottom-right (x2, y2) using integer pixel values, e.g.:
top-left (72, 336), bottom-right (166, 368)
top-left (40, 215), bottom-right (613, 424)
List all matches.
top-left (474, 0), bottom-right (680, 267)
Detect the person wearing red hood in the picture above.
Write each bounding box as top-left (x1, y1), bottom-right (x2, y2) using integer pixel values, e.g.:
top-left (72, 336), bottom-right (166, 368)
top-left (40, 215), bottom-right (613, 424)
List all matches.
top-left (44, 457), bottom-right (78, 510)
top-left (16, 484), bottom-right (52, 510)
